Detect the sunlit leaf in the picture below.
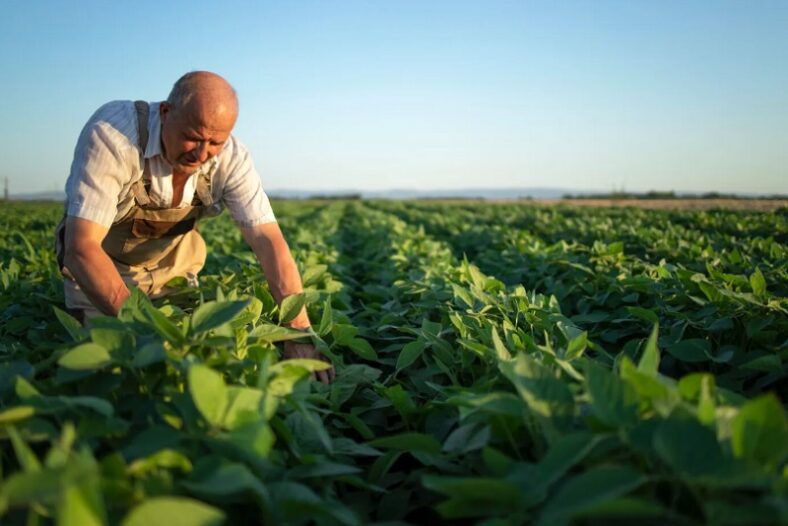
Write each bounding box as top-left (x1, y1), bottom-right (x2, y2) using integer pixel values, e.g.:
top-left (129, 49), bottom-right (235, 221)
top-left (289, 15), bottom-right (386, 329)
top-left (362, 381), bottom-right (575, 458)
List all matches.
top-left (58, 344), bottom-right (112, 370)
top-left (188, 364), bottom-right (228, 427)
top-left (121, 497), bottom-right (225, 526)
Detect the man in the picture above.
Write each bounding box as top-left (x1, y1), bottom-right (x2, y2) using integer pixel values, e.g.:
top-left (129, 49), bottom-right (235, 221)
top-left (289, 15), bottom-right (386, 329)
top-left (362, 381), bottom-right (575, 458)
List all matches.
top-left (57, 71), bottom-right (335, 383)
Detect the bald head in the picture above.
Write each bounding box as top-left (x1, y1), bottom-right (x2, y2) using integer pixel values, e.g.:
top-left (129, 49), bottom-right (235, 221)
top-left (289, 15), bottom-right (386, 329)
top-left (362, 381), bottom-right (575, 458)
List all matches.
top-left (166, 71), bottom-right (238, 124)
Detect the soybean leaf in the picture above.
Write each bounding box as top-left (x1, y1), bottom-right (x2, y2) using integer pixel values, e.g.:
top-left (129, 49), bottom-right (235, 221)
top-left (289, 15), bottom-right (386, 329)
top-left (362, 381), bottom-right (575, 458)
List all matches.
top-left (0, 361), bottom-right (34, 398)
top-left (318, 297), bottom-right (333, 336)
top-left (7, 426), bottom-right (41, 472)
top-left (59, 396), bottom-right (114, 417)
top-left (222, 386), bottom-right (264, 430)
top-left (144, 303), bottom-right (186, 346)
top-left (188, 364), bottom-right (228, 427)
top-left (268, 481), bottom-right (356, 523)
top-left (500, 354), bottom-right (575, 435)
top-left (749, 267), bottom-right (767, 297)
top-left (270, 359), bottom-right (331, 375)
top-left (422, 476), bottom-right (521, 519)
top-left (132, 342), bottom-right (167, 368)
top-left (53, 305), bottom-right (85, 341)
top-left (665, 339), bottom-right (710, 363)
top-left (370, 433), bottom-right (441, 456)
top-left (0, 405), bottom-right (35, 425)
top-left (233, 296), bottom-right (264, 328)
top-left (127, 449), bottom-right (192, 477)
top-left (331, 324), bottom-right (358, 345)
top-left (626, 307), bottom-right (659, 324)
top-left (581, 497), bottom-right (667, 520)
top-left (250, 323), bottom-right (311, 343)
top-left (443, 423), bottom-right (491, 454)
top-left (301, 264), bottom-right (328, 287)
top-left (0, 468), bottom-right (63, 506)
top-left (121, 497), bottom-right (225, 526)
top-left (565, 331), bottom-right (588, 361)
top-left (332, 437), bottom-right (382, 457)
top-left (290, 460), bottom-right (362, 479)
top-left (267, 366), bottom-right (312, 399)
top-left (533, 432), bottom-right (604, 488)
top-left (58, 344), bottom-right (112, 371)
top-left (348, 338), bottom-right (377, 360)
top-left (731, 394), bottom-right (788, 468)
top-left (585, 361), bottom-right (638, 427)
top-left (15, 377), bottom-right (40, 399)
top-left (396, 340), bottom-right (425, 370)
top-left (492, 327), bottom-right (513, 361)
top-left (228, 421), bottom-right (276, 458)
top-left (637, 323), bottom-right (660, 376)
top-left (190, 300), bottom-right (249, 335)
top-left (122, 426), bottom-right (182, 461)
top-left (653, 418), bottom-right (725, 476)
top-left (537, 465), bottom-right (647, 525)
top-left (254, 285), bottom-right (277, 314)
top-left (279, 293), bottom-right (306, 325)
top-left (181, 462), bottom-right (267, 500)
top-left (57, 478), bottom-right (106, 526)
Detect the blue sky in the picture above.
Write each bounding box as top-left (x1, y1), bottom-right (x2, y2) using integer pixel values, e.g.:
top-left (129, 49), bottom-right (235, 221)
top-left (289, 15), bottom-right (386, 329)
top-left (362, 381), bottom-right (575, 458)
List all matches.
top-left (1, 1), bottom-right (786, 195)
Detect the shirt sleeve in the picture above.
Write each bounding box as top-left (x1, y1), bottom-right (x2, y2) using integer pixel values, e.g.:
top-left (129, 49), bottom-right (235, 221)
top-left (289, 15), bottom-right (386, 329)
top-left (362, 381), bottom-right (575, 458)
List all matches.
top-left (65, 102), bottom-right (137, 227)
top-left (217, 136), bottom-right (277, 227)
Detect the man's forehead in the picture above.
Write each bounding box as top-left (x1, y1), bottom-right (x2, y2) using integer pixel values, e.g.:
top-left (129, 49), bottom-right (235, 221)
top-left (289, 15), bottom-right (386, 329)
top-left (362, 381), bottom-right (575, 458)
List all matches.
top-left (185, 123), bottom-right (233, 138)
top-left (179, 104), bottom-right (236, 133)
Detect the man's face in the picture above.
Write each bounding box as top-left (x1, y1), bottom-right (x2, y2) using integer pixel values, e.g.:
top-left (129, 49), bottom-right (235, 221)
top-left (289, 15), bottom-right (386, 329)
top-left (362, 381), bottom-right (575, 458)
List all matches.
top-left (159, 101), bottom-right (236, 175)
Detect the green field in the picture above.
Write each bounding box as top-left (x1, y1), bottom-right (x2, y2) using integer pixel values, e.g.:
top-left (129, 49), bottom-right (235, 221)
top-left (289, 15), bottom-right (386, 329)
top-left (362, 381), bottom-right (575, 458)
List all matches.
top-left (1, 200), bottom-right (786, 525)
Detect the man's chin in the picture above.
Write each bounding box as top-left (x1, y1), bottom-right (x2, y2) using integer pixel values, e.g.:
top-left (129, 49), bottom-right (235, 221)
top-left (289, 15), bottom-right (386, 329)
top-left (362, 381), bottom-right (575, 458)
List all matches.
top-left (175, 162), bottom-right (201, 174)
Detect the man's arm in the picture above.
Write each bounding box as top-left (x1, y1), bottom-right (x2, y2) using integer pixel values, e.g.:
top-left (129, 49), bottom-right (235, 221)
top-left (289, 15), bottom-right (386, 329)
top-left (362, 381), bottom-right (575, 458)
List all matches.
top-left (63, 216), bottom-right (130, 316)
top-left (240, 222), bottom-right (335, 383)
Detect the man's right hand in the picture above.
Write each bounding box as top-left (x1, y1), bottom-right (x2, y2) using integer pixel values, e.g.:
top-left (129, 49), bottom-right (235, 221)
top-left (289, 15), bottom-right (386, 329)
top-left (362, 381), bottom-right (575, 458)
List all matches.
top-left (63, 216), bottom-right (129, 316)
top-left (282, 340), bottom-right (336, 384)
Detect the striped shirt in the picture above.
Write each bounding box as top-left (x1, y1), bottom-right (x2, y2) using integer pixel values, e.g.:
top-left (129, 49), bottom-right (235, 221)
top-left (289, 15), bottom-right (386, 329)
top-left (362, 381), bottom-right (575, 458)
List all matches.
top-left (64, 100), bottom-right (276, 228)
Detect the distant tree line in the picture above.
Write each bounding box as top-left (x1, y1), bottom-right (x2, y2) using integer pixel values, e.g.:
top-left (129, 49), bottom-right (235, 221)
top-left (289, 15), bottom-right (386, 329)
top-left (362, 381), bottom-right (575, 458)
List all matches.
top-left (562, 191), bottom-right (787, 200)
top-left (269, 193), bottom-right (363, 200)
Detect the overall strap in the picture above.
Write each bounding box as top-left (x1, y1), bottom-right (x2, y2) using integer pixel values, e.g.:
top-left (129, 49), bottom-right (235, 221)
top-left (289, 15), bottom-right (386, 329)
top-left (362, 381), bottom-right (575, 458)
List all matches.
top-left (132, 101), bottom-right (152, 206)
top-left (134, 100), bottom-right (149, 153)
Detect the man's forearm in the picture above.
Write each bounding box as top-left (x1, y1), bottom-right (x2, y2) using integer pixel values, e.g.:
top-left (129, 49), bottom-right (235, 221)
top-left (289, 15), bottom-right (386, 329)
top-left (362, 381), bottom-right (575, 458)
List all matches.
top-left (242, 223), bottom-right (311, 330)
top-left (259, 246), bottom-right (311, 329)
top-left (64, 244), bottom-right (129, 316)
top-left (242, 222), bottom-right (334, 383)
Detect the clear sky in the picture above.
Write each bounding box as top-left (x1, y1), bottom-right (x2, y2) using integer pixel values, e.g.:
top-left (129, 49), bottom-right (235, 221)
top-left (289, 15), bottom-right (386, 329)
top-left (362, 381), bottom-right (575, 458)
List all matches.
top-left (1, 1), bottom-right (786, 196)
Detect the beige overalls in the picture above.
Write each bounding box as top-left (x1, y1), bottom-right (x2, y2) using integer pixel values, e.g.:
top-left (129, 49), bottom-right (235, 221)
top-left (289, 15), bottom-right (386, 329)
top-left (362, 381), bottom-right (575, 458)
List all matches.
top-left (56, 101), bottom-right (219, 322)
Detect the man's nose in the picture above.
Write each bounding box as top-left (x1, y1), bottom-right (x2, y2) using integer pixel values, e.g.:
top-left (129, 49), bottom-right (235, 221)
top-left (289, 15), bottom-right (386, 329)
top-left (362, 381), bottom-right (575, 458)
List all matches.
top-left (196, 141), bottom-right (210, 162)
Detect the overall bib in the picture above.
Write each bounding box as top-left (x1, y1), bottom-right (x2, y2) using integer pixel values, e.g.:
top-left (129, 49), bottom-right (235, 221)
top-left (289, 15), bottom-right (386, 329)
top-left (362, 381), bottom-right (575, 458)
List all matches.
top-left (56, 101), bottom-right (218, 322)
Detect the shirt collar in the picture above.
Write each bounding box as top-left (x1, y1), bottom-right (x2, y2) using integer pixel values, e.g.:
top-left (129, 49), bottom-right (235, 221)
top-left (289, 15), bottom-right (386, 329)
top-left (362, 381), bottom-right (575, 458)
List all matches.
top-left (144, 101), bottom-right (163, 160)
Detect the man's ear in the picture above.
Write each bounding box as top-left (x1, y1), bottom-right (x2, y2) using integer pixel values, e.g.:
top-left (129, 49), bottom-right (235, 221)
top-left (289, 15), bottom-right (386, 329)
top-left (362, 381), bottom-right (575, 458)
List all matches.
top-left (159, 102), bottom-right (171, 122)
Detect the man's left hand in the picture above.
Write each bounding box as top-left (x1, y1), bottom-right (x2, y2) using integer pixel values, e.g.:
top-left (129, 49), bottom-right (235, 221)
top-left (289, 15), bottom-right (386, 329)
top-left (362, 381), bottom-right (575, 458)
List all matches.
top-left (282, 340), bottom-right (336, 384)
